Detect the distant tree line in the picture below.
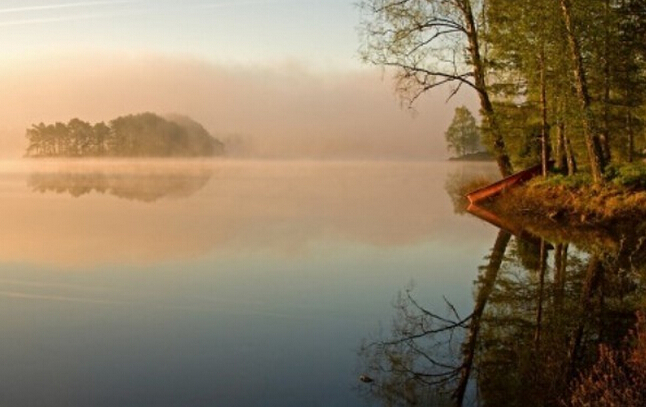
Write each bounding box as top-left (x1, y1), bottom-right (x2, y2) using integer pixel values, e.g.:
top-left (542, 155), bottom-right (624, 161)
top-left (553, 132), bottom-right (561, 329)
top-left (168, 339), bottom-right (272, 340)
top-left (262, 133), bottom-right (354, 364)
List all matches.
top-left (25, 113), bottom-right (224, 157)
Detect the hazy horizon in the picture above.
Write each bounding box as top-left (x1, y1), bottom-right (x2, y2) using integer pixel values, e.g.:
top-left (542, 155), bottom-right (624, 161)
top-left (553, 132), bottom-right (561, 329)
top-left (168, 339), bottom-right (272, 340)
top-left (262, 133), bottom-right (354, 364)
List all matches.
top-left (0, 54), bottom-right (478, 160)
top-left (0, 1), bottom-right (481, 160)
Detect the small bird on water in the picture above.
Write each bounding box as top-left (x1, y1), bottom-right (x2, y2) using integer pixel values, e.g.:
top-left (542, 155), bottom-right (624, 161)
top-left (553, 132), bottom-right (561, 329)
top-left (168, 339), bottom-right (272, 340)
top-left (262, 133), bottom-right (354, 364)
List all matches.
top-left (359, 374), bottom-right (374, 383)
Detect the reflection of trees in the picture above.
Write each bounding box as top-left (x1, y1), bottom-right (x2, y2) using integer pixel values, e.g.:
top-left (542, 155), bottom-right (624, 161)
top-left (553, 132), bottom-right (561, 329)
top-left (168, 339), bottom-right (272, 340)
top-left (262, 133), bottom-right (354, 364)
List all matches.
top-left (359, 225), bottom-right (646, 406)
top-left (444, 171), bottom-right (496, 215)
top-left (359, 229), bottom-right (511, 406)
top-left (28, 170), bottom-right (213, 202)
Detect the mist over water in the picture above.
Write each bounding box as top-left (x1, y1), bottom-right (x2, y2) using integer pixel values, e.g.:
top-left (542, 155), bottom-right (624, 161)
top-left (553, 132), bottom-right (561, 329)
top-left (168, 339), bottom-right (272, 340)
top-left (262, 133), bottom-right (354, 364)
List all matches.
top-left (0, 159), bottom-right (501, 406)
top-left (0, 1), bottom-right (642, 404)
top-left (4, 158), bottom-right (637, 406)
top-left (0, 158), bottom-right (498, 266)
top-left (0, 55), bottom-right (477, 160)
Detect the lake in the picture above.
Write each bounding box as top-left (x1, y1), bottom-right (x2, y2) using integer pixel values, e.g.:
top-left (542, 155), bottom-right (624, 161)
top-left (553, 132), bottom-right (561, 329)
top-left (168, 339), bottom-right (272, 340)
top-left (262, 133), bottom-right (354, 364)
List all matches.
top-left (0, 159), bottom-right (641, 406)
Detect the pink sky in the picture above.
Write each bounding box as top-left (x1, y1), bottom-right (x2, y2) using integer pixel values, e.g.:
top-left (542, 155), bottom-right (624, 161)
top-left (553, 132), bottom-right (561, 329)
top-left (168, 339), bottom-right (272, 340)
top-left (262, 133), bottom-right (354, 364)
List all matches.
top-left (0, 54), bottom-right (478, 159)
top-left (0, 1), bottom-right (479, 159)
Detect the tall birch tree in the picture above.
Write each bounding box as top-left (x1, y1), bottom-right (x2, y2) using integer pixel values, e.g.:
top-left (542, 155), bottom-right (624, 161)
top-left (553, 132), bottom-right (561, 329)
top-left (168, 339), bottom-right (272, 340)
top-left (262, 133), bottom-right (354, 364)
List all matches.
top-left (359, 0), bottom-right (513, 176)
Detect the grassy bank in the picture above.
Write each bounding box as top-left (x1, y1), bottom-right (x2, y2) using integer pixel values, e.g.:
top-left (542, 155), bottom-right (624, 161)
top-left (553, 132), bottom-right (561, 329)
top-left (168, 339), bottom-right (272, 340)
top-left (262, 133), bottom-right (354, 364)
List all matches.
top-left (486, 164), bottom-right (646, 227)
top-left (492, 181), bottom-right (646, 225)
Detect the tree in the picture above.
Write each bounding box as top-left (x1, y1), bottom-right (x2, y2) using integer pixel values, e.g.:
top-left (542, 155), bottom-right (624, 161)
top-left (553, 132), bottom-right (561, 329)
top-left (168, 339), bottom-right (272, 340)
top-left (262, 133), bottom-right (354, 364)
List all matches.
top-left (67, 118), bottom-right (94, 156)
top-left (557, 0), bottom-right (606, 182)
top-left (445, 106), bottom-right (481, 157)
top-left (25, 113), bottom-right (224, 158)
top-left (358, 229), bottom-right (511, 406)
top-left (92, 122), bottom-right (110, 156)
top-left (359, 0), bottom-right (513, 176)
top-left (486, 0), bottom-right (563, 176)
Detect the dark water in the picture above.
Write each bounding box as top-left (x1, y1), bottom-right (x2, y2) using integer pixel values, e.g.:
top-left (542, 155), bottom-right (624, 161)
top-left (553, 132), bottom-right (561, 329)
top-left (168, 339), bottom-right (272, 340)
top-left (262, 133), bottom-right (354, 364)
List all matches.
top-left (358, 167), bottom-right (646, 406)
top-left (1, 159), bottom-right (638, 406)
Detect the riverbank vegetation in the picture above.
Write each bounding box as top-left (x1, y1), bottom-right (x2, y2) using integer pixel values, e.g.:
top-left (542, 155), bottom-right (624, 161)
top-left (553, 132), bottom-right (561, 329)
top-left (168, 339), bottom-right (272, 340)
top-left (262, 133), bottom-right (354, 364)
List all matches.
top-left (360, 0), bottom-right (646, 184)
top-left (568, 313), bottom-right (646, 407)
top-left (489, 163), bottom-right (646, 227)
top-left (360, 1), bottom-right (646, 405)
top-left (25, 113), bottom-right (224, 158)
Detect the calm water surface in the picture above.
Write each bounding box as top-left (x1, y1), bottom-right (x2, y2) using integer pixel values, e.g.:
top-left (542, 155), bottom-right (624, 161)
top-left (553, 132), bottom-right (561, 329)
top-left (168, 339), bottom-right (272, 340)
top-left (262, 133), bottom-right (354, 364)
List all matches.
top-left (0, 159), bottom-right (505, 406)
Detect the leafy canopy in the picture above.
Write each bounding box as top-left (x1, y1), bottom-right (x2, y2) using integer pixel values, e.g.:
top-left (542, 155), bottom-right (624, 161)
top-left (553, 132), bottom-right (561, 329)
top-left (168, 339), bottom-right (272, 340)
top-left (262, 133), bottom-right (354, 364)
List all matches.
top-left (445, 106), bottom-right (480, 157)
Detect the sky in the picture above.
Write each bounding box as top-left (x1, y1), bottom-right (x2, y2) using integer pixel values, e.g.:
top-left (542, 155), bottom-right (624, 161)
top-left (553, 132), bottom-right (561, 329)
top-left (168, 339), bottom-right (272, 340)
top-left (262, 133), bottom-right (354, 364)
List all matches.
top-left (0, 0), bottom-right (478, 159)
top-left (0, 0), bottom-right (359, 68)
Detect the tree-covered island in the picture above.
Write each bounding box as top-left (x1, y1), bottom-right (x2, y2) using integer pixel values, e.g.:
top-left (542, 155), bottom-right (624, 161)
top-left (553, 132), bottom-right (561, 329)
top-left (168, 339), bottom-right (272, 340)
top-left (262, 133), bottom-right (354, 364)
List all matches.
top-left (445, 106), bottom-right (493, 161)
top-left (25, 113), bottom-right (224, 157)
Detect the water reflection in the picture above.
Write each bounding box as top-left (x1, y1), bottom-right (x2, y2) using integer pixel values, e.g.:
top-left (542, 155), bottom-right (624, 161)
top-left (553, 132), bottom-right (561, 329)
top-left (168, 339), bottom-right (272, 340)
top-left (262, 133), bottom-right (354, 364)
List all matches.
top-left (28, 170), bottom-right (213, 202)
top-left (359, 193), bottom-right (646, 406)
top-left (0, 160), bottom-right (500, 267)
top-left (0, 160), bottom-right (502, 407)
top-left (444, 163), bottom-right (497, 215)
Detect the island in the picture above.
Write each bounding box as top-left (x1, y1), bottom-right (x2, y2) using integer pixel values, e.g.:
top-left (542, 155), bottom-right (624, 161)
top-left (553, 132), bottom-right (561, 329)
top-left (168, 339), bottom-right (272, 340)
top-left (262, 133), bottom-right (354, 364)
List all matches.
top-left (25, 112), bottom-right (224, 157)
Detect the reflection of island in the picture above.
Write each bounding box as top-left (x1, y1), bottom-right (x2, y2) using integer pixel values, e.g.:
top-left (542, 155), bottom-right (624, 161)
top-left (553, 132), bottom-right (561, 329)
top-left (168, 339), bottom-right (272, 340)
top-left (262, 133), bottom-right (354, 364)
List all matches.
top-left (28, 169), bottom-right (213, 202)
top-left (359, 215), bottom-right (646, 406)
top-left (0, 161), bottom-right (475, 267)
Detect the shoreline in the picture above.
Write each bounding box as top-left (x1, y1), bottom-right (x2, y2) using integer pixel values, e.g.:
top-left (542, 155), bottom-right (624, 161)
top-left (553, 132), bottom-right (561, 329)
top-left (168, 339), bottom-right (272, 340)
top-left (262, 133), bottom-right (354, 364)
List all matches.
top-left (470, 181), bottom-right (646, 248)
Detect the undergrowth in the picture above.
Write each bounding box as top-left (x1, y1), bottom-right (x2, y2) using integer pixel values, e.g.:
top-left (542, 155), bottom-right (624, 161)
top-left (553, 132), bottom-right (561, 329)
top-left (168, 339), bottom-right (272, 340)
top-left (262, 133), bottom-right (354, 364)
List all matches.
top-left (489, 163), bottom-right (646, 225)
top-left (567, 313), bottom-right (646, 407)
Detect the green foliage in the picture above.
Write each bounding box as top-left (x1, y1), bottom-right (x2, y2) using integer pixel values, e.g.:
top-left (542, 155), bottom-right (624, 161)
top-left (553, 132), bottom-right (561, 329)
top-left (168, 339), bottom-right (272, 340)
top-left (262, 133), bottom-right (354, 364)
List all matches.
top-left (494, 103), bottom-right (544, 169)
top-left (358, 0), bottom-right (514, 176)
top-left (605, 162), bottom-right (646, 189)
top-left (25, 113), bottom-right (224, 158)
top-left (360, 0), bottom-right (646, 178)
top-left (444, 106), bottom-right (481, 157)
top-left (536, 173), bottom-right (593, 189)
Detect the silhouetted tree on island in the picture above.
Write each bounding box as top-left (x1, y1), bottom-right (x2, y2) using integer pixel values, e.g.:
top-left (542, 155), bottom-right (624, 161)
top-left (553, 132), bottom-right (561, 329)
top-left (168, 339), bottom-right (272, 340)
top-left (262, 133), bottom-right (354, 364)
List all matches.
top-left (25, 113), bottom-right (224, 158)
top-left (445, 106), bottom-right (482, 158)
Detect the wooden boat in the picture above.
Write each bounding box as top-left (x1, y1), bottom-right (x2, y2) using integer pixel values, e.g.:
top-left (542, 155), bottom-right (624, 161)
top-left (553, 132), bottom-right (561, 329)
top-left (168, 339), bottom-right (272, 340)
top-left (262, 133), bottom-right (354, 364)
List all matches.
top-left (466, 162), bottom-right (545, 204)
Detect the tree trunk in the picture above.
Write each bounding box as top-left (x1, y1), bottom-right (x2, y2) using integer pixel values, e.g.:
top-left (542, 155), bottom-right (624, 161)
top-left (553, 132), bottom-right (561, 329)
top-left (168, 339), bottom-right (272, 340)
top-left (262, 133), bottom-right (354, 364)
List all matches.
top-left (558, 117), bottom-right (578, 175)
top-left (534, 239), bottom-right (548, 349)
top-left (559, 0), bottom-right (605, 183)
top-left (600, 0), bottom-right (612, 162)
top-left (565, 132), bottom-right (577, 175)
top-left (556, 121), bottom-right (568, 171)
top-left (626, 84), bottom-right (635, 162)
top-left (628, 111), bottom-right (634, 162)
top-left (461, 0), bottom-right (513, 177)
top-left (539, 50), bottom-right (551, 177)
top-left (454, 229), bottom-right (511, 406)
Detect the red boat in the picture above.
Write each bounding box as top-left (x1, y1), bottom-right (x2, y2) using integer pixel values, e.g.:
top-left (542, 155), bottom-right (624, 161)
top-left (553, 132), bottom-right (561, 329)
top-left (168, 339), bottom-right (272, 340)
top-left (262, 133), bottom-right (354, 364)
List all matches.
top-left (466, 163), bottom-right (545, 204)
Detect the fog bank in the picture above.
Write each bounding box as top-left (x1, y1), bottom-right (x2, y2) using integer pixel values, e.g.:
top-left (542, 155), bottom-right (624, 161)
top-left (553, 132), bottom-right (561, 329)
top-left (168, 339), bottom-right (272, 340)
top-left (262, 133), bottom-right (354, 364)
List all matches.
top-left (0, 54), bottom-right (478, 159)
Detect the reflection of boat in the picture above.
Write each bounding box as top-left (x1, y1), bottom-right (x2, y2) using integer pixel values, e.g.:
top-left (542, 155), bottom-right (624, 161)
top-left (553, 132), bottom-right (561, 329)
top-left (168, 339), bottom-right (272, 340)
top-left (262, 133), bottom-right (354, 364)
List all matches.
top-left (466, 163), bottom-right (544, 204)
top-left (467, 203), bottom-right (552, 249)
